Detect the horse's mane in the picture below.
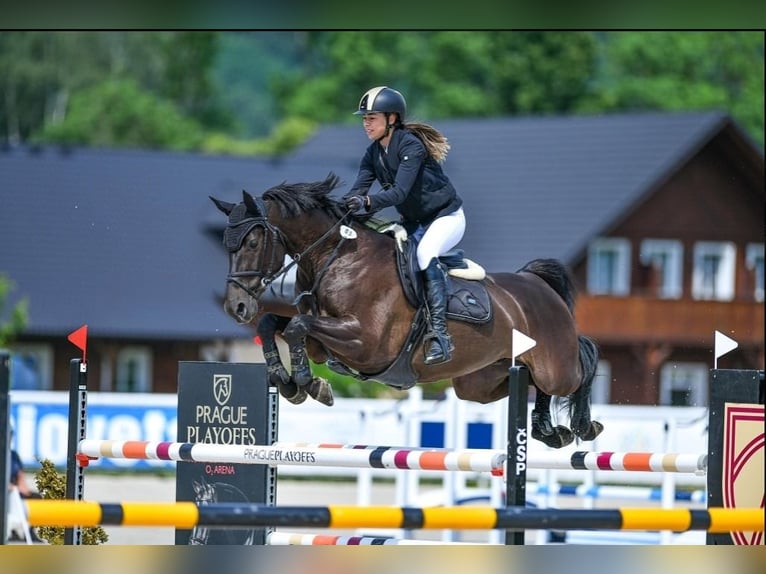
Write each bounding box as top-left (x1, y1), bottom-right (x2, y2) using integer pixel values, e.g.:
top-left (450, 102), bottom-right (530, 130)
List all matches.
top-left (260, 172), bottom-right (392, 232)
top-left (262, 172), bottom-right (348, 219)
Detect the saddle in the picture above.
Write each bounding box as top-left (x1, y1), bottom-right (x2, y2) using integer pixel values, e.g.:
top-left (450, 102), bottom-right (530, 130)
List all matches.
top-left (387, 223), bottom-right (492, 324)
top-left (324, 223), bottom-right (492, 390)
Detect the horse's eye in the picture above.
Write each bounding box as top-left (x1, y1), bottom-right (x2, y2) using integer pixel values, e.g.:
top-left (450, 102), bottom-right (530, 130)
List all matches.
top-left (247, 239), bottom-right (259, 249)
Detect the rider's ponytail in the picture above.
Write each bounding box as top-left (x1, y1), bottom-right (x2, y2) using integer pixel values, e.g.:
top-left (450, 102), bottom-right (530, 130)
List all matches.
top-left (403, 121), bottom-right (450, 163)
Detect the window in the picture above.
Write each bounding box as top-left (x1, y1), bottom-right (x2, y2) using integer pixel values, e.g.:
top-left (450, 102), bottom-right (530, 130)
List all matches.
top-left (9, 344), bottom-right (53, 390)
top-left (115, 347), bottom-right (152, 392)
top-left (659, 363), bottom-right (708, 407)
top-left (692, 242), bottom-right (736, 301)
top-left (639, 239), bottom-right (683, 299)
top-left (587, 238), bottom-right (631, 295)
top-left (746, 243), bottom-right (765, 302)
top-left (590, 360), bottom-right (611, 404)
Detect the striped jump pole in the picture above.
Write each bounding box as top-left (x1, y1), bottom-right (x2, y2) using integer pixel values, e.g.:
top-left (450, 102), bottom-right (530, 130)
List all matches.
top-left (528, 451), bottom-right (707, 474)
top-left (24, 501), bottom-right (764, 533)
top-left (78, 439), bottom-right (506, 473)
top-left (266, 532), bottom-right (474, 545)
top-left (529, 483), bottom-right (707, 503)
top-left (78, 439), bottom-right (707, 474)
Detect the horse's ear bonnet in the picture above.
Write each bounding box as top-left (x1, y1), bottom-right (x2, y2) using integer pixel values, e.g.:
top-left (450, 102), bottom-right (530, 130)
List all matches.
top-left (222, 195), bottom-right (268, 252)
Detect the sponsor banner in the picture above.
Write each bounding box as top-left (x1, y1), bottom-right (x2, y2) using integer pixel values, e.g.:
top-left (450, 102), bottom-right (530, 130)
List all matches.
top-left (174, 361), bottom-right (275, 545)
top-left (10, 390), bottom-right (178, 470)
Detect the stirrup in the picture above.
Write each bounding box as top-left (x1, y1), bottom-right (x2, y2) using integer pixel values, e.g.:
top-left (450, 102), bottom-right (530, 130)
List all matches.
top-left (424, 336), bottom-right (453, 365)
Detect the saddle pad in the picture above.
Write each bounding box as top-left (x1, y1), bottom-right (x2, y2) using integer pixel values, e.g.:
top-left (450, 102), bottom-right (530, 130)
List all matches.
top-left (446, 277), bottom-right (492, 324)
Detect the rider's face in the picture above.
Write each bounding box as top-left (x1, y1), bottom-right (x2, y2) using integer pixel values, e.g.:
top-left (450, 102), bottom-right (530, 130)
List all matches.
top-left (362, 113), bottom-right (389, 141)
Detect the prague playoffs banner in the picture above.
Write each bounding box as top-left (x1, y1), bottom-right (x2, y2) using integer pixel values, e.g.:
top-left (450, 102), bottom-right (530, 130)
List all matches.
top-left (174, 362), bottom-right (276, 546)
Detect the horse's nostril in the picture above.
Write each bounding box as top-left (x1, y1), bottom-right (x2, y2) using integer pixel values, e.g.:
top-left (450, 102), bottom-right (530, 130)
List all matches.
top-left (236, 302), bottom-right (247, 318)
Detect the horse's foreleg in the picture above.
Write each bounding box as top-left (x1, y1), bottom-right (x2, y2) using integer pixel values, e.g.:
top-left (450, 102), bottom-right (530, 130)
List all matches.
top-left (257, 314), bottom-right (306, 405)
top-left (531, 389), bottom-right (574, 448)
top-left (280, 315), bottom-right (337, 407)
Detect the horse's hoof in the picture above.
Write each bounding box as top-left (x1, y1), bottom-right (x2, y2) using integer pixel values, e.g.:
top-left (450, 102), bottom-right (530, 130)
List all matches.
top-left (532, 425), bottom-right (574, 448)
top-left (269, 372), bottom-right (291, 389)
top-left (282, 386), bottom-right (308, 405)
top-left (574, 420), bottom-right (604, 442)
top-left (531, 411), bottom-right (555, 437)
top-left (306, 378), bottom-right (334, 407)
top-left (292, 368), bottom-right (314, 388)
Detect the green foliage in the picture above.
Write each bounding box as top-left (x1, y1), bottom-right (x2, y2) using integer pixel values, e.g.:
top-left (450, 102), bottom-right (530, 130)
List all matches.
top-left (588, 32), bottom-right (764, 146)
top-left (2, 31), bottom-right (763, 154)
top-left (35, 78), bottom-right (206, 150)
top-left (309, 360), bottom-right (451, 400)
top-left (0, 273), bottom-right (28, 347)
top-left (33, 458), bottom-right (109, 545)
top-left (201, 117), bottom-right (317, 157)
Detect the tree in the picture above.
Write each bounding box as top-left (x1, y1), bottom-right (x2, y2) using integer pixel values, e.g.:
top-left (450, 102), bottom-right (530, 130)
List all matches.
top-left (590, 32), bottom-right (764, 146)
top-left (0, 31), bottom-right (232, 148)
top-left (0, 273), bottom-right (28, 348)
top-left (268, 31), bottom-right (599, 122)
top-left (2, 31), bottom-right (762, 152)
top-left (36, 78), bottom-right (205, 150)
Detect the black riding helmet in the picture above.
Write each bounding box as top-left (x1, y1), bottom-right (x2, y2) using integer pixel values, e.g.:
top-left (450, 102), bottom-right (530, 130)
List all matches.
top-left (354, 86), bottom-right (406, 123)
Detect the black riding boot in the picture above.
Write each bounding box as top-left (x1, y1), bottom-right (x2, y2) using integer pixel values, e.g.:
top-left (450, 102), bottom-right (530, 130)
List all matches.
top-left (423, 259), bottom-right (454, 365)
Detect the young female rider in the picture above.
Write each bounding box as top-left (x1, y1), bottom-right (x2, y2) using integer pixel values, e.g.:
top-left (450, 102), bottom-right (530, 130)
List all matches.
top-left (344, 86), bottom-right (466, 366)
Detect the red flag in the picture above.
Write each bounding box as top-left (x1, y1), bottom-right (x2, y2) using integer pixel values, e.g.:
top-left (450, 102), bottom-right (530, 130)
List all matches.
top-left (67, 324), bottom-right (88, 362)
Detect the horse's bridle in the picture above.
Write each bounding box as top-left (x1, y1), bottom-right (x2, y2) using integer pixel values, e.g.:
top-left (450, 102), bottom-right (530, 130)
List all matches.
top-left (225, 206), bottom-right (353, 306)
top-left (225, 215), bottom-right (287, 301)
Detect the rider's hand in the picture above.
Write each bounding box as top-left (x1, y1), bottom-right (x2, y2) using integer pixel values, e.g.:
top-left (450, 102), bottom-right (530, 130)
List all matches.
top-left (344, 195), bottom-right (367, 212)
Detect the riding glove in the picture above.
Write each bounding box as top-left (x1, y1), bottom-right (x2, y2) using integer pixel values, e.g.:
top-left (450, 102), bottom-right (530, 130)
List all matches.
top-left (344, 195), bottom-right (367, 212)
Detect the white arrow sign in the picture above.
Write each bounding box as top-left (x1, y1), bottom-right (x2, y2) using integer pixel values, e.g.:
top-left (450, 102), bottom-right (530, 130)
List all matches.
top-left (714, 330), bottom-right (738, 369)
top-left (512, 329), bottom-right (536, 366)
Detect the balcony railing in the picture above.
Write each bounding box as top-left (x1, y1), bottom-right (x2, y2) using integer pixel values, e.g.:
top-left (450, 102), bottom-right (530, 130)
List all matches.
top-left (575, 295), bottom-right (765, 346)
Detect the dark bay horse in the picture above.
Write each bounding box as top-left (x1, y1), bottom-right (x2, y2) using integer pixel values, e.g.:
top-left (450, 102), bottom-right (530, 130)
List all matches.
top-left (212, 173), bottom-right (603, 448)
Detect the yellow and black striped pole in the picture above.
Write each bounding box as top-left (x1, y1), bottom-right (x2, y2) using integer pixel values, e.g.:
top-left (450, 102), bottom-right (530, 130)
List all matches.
top-left (25, 501), bottom-right (764, 533)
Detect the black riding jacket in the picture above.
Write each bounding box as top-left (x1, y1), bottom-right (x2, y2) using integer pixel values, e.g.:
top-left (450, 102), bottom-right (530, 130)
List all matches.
top-left (349, 128), bottom-right (463, 229)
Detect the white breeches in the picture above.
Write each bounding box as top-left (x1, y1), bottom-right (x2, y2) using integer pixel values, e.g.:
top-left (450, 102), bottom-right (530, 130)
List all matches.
top-left (416, 207), bottom-right (466, 270)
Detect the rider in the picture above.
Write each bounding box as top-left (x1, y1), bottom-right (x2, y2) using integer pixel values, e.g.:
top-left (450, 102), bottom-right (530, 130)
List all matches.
top-left (344, 86), bottom-right (466, 366)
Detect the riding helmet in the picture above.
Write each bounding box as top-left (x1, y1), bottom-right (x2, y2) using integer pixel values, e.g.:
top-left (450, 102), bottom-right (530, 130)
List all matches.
top-left (354, 86), bottom-right (406, 121)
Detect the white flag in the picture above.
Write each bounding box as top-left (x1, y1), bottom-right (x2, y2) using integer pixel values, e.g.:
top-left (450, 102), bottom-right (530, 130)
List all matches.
top-left (512, 329), bottom-right (536, 359)
top-left (714, 330), bottom-right (738, 364)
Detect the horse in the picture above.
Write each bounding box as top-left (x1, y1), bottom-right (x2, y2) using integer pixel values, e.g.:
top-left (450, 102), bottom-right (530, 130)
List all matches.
top-left (211, 173), bottom-right (603, 448)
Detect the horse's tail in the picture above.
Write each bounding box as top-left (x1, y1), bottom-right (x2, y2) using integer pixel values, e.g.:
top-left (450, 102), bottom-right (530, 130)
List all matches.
top-left (575, 332), bottom-right (599, 399)
top-left (516, 258), bottom-right (575, 314)
top-left (519, 258), bottom-right (600, 435)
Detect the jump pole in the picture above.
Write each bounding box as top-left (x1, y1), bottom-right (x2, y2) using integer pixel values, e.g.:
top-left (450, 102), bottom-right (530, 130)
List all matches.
top-left (1, 351), bottom-right (10, 545)
top-left (65, 358), bottom-right (88, 545)
top-left (24, 500), bottom-right (764, 533)
top-left (77, 439), bottom-right (708, 473)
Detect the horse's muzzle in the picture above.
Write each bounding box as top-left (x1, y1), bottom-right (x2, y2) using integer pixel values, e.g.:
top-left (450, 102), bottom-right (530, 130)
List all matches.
top-left (224, 286), bottom-right (260, 324)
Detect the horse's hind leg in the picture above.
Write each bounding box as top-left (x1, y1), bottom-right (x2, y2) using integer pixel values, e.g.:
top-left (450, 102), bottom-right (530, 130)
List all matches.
top-left (569, 385), bottom-right (603, 441)
top-left (531, 389), bottom-right (574, 448)
top-left (569, 335), bottom-right (604, 442)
